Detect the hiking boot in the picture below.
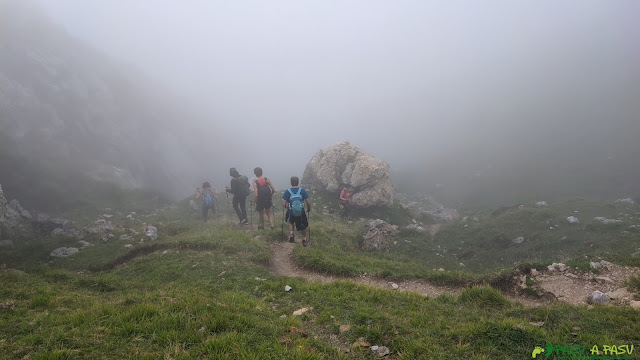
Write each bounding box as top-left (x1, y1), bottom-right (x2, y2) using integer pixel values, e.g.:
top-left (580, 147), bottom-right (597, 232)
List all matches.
top-left (302, 238), bottom-right (309, 247)
top-left (240, 219), bottom-right (248, 225)
top-left (289, 234), bottom-right (295, 243)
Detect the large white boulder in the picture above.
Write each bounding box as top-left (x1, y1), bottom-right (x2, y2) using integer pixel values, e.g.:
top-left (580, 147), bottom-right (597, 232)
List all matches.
top-left (302, 142), bottom-right (395, 208)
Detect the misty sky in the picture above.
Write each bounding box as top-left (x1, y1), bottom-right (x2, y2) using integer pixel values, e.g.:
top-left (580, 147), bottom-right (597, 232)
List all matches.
top-left (31, 0), bottom-right (640, 189)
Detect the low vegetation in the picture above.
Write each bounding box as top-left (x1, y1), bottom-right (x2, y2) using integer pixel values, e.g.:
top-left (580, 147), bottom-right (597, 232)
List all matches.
top-left (2, 194), bottom-right (640, 358)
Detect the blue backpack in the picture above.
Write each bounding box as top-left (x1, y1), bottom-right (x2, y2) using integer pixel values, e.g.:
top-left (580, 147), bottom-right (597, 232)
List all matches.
top-left (203, 191), bottom-right (214, 208)
top-left (287, 188), bottom-right (304, 217)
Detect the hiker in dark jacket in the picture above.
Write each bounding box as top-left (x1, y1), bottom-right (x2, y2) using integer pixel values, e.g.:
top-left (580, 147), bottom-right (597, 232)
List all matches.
top-left (252, 167), bottom-right (276, 229)
top-left (195, 181), bottom-right (216, 222)
top-left (225, 168), bottom-right (249, 225)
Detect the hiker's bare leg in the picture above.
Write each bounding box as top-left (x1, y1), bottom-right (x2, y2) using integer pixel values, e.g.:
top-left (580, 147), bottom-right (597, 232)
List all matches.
top-left (266, 209), bottom-right (274, 228)
top-left (302, 228), bottom-right (307, 240)
top-left (259, 210), bottom-right (265, 227)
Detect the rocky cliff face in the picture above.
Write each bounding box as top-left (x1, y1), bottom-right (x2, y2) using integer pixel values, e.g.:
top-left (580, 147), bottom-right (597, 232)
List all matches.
top-left (302, 141), bottom-right (395, 208)
top-left (0, 1), bottom-right (203, 201)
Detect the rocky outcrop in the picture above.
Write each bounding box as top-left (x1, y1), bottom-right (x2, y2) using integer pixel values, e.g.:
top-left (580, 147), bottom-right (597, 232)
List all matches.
top-left (302, 142), bottom-right (395, 208)
top-left (362, 219), bottom-right (398, 251)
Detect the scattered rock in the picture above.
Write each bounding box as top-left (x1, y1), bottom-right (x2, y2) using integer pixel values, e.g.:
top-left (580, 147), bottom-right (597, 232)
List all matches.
top-left (339, 324), bottom-right (352, 333)
top-left (50, 247), bottom-right (79, 257)
top-left (615, 198), bottom-right (635, 205)
top-left (391, 283), bottom-right (399, 290)
top-left (376, 346), bottom-right (390, 356)
top-left (124, 244), bottom-right (133, 248)
top-left (102, 214), bottom-right (113, 219)
top-left (530, 269), bottom-right (538, 277)
top-left (536, 201), bottom-right (548, 207)
top-left (119, 234), bottom-right (134, 242)
top-left (362, 219), bottom-right (398, 251)
top-left (438, 268), bottom-right (445, 272)
top-left (292, 307), bottom-right (309, 316)
top-left (586, 291), bottom-right (611, 305)
top-left (254, 277), bottom-right (266, 281)
top-left (529, 321), bottom-right (545, 327)
top-left (567, 216), bottom-right (580, 224)
top-left (512, 236), bottom-right (524, 244)
top-left (198, 326), bottom-right (206, 333)
top-left (100, 233), bottom-right (114, 242)
top-left (590, 261), bottom-right (613, 271)
top-left (285, 285), bottom-right (292, 292)
top-left (406, 224), bottom-right (426, 232)
top-left (594, 217), bottom-right (622, 224)
top-left (629, 301), bottom-right (640, 309)
top-left (547, 263), bottom-right (567, 272)
top-left (143, 225), bottom-right (158, 241)
top-left (459, 263), bottom-right (465, 268)
top-left (0, 300), bottom-right (16, 311)
top-left (279, 314), bottom-right (287, 319)
top-left (593, 276), bottom-right (613, 284)
top-left (77, 240), bottom-right (91, 247)
top-left (371, 345), bottom-right (379, 351)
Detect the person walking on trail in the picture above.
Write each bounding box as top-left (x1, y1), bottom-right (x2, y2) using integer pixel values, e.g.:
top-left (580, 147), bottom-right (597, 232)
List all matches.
top-left (225, 168), bottom-right (250, 225)
top-left (340, 185), bottom-right (352, 219)
top-left (195, 181), bottom-right (217, 222)
top-left (282, 176), bottom-right (311, 246)
top-left (253, 167), bottom-right (276, 230)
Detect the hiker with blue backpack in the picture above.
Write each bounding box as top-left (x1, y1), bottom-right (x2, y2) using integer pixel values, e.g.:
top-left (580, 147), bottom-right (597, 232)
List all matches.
top-left (225, 168), bottom-right (250, 225)
top-left (281, 176), bottom-right (312, 246)
top-left (195, 181), bottom-right (217, 222)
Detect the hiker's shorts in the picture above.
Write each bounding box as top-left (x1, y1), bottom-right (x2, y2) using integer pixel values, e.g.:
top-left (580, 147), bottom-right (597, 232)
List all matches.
top-left (287, 210), bottom-right (308, 231)
top-left (255, 196), bottom-right (273, 212)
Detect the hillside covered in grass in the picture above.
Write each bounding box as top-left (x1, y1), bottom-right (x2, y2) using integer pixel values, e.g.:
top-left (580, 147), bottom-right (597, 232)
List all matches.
top-left (2, 192), bottom-right (640, 359)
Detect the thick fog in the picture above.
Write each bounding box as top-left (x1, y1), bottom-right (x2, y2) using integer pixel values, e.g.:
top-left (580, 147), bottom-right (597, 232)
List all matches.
top-left (23, 1), bottom-right (640, 198)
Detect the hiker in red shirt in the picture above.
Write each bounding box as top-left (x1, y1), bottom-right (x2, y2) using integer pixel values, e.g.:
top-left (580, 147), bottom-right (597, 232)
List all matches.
top-left (252, 167), bottom-right (276, 230)
top-left (340, 186), bottom-right (352, 219)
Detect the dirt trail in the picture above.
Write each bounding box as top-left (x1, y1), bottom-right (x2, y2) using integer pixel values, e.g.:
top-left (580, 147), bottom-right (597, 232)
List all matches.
top-left (267, 243), bottom-right (640, 308)
top-left (269, 241), bottom-right (458, 298)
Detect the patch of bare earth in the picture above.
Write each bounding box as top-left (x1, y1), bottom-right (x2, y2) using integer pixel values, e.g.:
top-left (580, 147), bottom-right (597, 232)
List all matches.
top-left (531, 262), bottom-right (640, 307)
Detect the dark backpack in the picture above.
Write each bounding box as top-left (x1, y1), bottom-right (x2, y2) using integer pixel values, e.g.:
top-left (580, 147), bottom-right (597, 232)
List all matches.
top-left (203, 190), bottom-right (214, 208)
top-left (236, 175), bottom-right (251, 197)
top-left (255, 178), bottom-right (271, 200)
top-left (287, 188), bottom-right (305, 217)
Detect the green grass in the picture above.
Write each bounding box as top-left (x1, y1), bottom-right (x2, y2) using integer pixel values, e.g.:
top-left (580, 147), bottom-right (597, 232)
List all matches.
top-left (2, 194), bottom-right (640, 358)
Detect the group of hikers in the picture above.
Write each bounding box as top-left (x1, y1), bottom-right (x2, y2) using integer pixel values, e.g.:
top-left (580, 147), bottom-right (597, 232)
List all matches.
top-left (195, 167), bottom-right (327, 247)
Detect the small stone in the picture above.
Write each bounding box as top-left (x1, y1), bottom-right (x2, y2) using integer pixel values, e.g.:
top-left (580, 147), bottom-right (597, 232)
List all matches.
top-left (536, 201), bottom-right (548, 207)
top-left (198, 326), bottom-right (206, 332)
top-left (285, 285), bottom-right (292, 292)
top-left (254, 277), bottom-right (266, 281)
top-left (339, 324), bottom-right (352, 333)
top-left (124, 244), bottom-right (133, 248)
top-left (376, 346), bottom-right (390, 356)
top-left (529, 321), bottom-right (545, 327)
top-left (586, 291), bottom-right (611, 305)
top-left (438, 268), bottom-right (445, 272)
top-left (280, 314), bottom-right (287, 318)
top-left (459, 263), bottom-right (465, 268)
top-left (530, 269), bottom-right (538, 276)
top-left (371, 345), bottom-right (379, 351)
top-left (50, 247), bottom-right (79, 257)
top-left (391, 283), bottom-right (399, 290)
top-left (162, 250), bottom-right (168, 255)
top-left (567, 216), bottom-right (580, 224)
top-left (512, 236), bottom-right (524, 244)
top-left (629, 300), bottom-right (640, 309)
